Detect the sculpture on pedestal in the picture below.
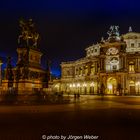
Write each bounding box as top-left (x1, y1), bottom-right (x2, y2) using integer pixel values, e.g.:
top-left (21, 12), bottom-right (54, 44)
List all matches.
top-left (18, 18), bottom-right (40, 48)
top-left (17, 18), bottom-right (39, 80)
top-left (107, 25), bottom-right (120, 42)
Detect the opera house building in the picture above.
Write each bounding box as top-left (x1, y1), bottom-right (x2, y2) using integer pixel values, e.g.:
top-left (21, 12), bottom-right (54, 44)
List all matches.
top-left (53, 26), bottom-right (140, 95)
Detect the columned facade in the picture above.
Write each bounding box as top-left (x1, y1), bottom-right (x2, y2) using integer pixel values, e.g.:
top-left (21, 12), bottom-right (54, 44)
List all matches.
top-left (53, 26), bottom-right (140, 95)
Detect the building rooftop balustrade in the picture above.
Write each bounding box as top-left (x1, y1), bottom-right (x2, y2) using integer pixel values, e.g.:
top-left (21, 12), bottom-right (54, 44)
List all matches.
top-left (99, 69), bottom-right (127, 73)
top-left (61, 61), bottom-right (75, 64)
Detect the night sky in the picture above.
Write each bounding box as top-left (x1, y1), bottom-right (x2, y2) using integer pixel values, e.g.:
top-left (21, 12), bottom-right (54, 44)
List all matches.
top-left (1, 0), bottom-right (140, 76)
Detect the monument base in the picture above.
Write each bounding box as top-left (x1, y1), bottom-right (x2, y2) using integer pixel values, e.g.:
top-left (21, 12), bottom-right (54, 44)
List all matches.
top-left (1, 79), bottom-right (43, 94)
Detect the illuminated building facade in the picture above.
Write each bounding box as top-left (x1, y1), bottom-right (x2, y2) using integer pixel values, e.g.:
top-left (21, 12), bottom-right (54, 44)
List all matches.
top-left (54, 26), bottom-right (140, 95)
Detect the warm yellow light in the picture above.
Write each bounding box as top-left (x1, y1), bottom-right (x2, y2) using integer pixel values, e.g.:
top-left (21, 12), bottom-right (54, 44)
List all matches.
top-left (136, 82), bottom-right (140, 86)
top-left (55, 84), bottom-right (59, 88)
top-left (73, 84), bottom-right (75, 87)
top-left (32, 83), bottom-right (35, 88)
top-left (83, 83), bottom-right (87, 87)
top-left (108, 84), bottom-right (112, 90)
top-left (90, 82), bottom-right (94, 87)
top-left (77, 83), bottom-right (80, 87)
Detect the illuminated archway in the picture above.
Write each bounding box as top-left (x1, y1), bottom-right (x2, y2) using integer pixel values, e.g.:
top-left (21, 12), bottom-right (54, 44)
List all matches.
top-left (129, 80), bottom-right (135, 94)
top-left (107, 77), bottom-right (117, 94)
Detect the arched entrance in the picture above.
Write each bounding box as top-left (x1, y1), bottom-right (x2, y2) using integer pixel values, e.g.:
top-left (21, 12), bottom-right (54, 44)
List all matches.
top-left (129, 81), bottom-right (135, 94)
top-left (107, 77), bottom-right (117, 94)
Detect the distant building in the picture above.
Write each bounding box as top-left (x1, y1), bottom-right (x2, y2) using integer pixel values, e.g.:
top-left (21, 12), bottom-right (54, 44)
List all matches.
top-left (54, 26), bottom-right (140, 95)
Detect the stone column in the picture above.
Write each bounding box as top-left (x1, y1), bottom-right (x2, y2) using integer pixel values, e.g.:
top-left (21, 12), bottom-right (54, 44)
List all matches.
top-left (88, 65), bottom-right (91, 75)
top-left (100, 59), bottom-right (102, 71)
top-left (124, 56), bottom-right (127, 71)
top-left (122, 56), bottom-right (124, 70)
top-left (101, 58), bottom-right (103, 71)
top-left (100, 58), bottom-right (104, 71)
top-left (138, 59), bottom-right (139, 72)
top-left (136, 58), bottom-right (138, 71)
top-left (138, 58), bottom-right (140, 72)
top-left (119, 57), bottom-right (121, 70)
top-left (102, 58), bottom-right (105, 71)
top-left (95, 61), bottom-right (98, 73)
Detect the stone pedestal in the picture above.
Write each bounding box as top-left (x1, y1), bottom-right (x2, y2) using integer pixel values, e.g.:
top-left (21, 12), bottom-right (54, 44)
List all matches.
top-left (2, 79), bottom-right (43, 94)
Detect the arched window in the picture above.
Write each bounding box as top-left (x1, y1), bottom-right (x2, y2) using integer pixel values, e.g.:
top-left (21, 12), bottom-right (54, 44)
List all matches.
top-left (129, 61), bottom-right (135, 72)
top-left (129, 80), bottom-right (135, 85)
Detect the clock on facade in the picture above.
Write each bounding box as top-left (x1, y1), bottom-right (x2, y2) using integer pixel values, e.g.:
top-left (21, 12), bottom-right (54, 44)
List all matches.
top-left (106, 47), bottom-right (119, 55)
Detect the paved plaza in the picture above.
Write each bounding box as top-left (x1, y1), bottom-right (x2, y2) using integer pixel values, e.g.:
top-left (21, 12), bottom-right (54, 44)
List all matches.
top-left (0, 96), bottom-right (140, 140)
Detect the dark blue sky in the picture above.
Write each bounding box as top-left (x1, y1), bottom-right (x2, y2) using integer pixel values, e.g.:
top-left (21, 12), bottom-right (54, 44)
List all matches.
top-left (0, 0), bottom-right (140, 76)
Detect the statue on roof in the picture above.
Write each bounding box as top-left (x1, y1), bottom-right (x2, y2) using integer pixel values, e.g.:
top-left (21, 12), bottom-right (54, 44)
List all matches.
top-left (107, 25), bottom-right (120, 42)
top-left (101, 37), bottom-right (105, 43)
top-left (18, 18), bottom-right (40, 48)
top-left (129, 26), bottom-right (132, 32)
